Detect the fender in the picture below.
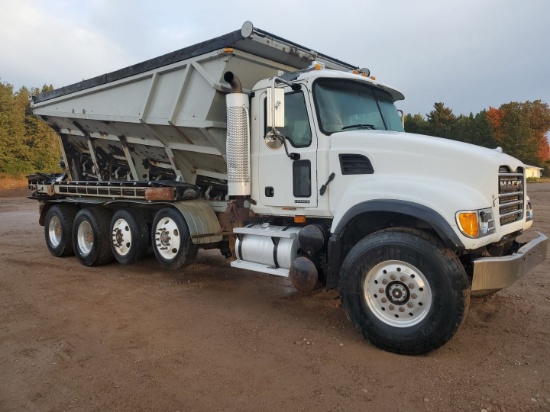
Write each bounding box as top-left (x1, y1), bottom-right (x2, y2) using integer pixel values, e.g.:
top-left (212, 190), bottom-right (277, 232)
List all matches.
top-left (325, 199), bottom-right (465, 290)
top-left (171, 199), bottom-right (223, 245)
top-left (334, 199), bottom-right (464, 249)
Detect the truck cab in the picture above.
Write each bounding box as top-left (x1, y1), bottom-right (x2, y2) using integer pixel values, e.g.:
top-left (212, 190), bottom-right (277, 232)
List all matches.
top-left (251, 67), bottom-right (404, 216)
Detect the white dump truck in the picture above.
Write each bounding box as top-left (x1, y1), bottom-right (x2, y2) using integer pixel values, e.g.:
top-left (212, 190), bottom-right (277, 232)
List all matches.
top-left (28, 22), bottom-right (547, 355)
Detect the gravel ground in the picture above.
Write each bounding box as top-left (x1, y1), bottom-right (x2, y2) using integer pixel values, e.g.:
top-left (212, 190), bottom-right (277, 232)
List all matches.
top-left (0, 184), bottom-right (549, 411)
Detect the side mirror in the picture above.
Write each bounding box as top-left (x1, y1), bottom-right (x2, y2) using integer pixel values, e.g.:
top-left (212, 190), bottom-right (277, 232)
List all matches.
top-left (397, 109), bottom-right (404, 129)
top-left (267, 87), bottom-right (285, 128)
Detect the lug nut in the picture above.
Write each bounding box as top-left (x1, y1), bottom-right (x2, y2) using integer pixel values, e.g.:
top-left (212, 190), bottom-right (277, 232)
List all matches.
top-left (379, 288), bottom-right (384, 293)
top-left (399, 307), bottom-right (405, 312)
top-left (381, 298), bottom-right (387, 303)
top-left (400, 276), bottom-right (406, 282)
top-left (407, 302), bottom-right (414, 308)
top-left (408, 283), bottom-right (414, 289)
top-left (389, 305), bottom-right (394, 311)
top-left (390, 274), bottom-right (396, 280)
top-left (382, 279), bottom-right (388, 285)
top-left (411, 293), bottom-right (417, 299)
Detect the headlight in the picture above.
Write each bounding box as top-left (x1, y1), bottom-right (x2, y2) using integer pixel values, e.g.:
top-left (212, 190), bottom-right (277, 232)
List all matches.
top-left (456, 207), bottom-right (495, 238)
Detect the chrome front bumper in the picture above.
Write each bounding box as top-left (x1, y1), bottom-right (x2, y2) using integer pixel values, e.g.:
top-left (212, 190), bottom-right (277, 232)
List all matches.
top-left (471, 232), bottom-right (548, 292)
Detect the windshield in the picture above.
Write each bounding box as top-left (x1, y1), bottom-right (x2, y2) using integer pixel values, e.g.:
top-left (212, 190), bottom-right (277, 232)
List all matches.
top-left (313, 79), bottom-right (404, 134)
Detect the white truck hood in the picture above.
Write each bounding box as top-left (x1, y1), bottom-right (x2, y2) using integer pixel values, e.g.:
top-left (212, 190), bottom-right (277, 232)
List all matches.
top-left (328, 130), bottom-right (528, 249)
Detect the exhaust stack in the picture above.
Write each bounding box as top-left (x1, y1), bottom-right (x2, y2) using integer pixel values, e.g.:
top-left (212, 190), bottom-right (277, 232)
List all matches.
top-left (224, 72), bottom-right (250, 196)
top-left (224, 71), bottom-right (243, 93)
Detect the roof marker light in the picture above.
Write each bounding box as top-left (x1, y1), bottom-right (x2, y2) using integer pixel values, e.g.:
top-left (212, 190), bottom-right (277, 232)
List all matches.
top-left (310, 61), bottom-right (325, 70)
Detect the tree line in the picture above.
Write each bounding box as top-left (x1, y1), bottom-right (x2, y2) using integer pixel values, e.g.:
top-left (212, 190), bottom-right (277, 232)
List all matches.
top-left (0, 81), bottom-right (60, 174)
top-left (405, 100), bottom-right (550, 169)
top-left (0, 79), bottom-right (549, 174)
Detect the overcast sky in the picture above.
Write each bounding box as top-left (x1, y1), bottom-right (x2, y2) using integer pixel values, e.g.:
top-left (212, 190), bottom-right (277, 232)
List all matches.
top-left (1, 0), bottom-right (549, 116)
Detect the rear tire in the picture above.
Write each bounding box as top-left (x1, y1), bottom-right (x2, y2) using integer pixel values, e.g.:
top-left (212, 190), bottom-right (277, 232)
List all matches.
top-left (44, 204), bottom-right (78, 257)
top-left (110, 209), bottom-right (149, 265)
top-left (73, 207), bottom-right (114, 266)
top-left (151, 207), bottom-right (197, 270)
top-left (339, 228), bottom-right (470, 355)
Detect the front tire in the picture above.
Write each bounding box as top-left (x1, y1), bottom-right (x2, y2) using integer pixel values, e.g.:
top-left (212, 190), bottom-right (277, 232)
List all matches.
top-left (339, 228), bottom-right (469, 355)
top-left (73, 207), bottom-right (114, 266)
top-left (151, 208), bottom-right (197, 270)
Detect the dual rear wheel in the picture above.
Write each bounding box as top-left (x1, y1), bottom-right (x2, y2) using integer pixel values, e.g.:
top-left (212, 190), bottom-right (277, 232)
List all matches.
top-left (110, 210), bottom-right (149, 265)
top-left (73, 207), bottom-right (115, 266)
top-left (43, 205), bottom-right (196, 269)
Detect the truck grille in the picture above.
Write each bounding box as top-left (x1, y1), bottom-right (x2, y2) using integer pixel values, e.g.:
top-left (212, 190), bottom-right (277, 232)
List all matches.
top-left (498, 166), bottom-right (524, 226)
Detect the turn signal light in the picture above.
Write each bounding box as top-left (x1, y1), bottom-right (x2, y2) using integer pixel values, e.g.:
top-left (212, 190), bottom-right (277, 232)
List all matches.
top-left (294, 215), bottom-right (306, 224)
top-left (457, 212), bottom-right (479, 237)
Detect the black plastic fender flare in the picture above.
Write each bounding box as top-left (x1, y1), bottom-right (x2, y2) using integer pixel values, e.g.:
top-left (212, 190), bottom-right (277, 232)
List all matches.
top-left (326, 199), bottom-right (465, 289)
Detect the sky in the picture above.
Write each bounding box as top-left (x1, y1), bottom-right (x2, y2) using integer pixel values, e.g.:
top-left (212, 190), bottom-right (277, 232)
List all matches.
top-left (0, 0), bottom-right (549, 116)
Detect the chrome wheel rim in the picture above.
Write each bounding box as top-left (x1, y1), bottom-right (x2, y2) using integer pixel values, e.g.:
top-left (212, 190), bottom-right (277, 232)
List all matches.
top-left (77, 220), bottom-right (93, 256)
top-left (363, 260), bottom-right (432, 328)
top-left (112, 218), bottom-right (132, 257)
top-left (48, 216), bottom-right (62, 247)
top-left (154, 217), bottom-right (181, 260)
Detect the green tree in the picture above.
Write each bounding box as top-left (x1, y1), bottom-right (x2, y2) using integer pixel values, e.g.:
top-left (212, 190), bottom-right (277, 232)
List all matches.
top-left (426, 102), bottom-right (456, 139)
top-left (0, 81), bottom-right (60, 173)
top-left (404, 113), bottom-right (429, 135)
top-left (488, 101), bottom-right (550, 166)
top-left (500, 108), bottom-right (539, 165)
top-left (26, 85), bottom-right (60, 171)
top-left (0, 82), bottom-right (30, 173)
top-left (450, 111), bottom-right (497, 148)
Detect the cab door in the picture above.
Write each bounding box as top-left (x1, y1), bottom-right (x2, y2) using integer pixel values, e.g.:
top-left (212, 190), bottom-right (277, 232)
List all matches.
top-left (258, 88), bottom-right (318, 208)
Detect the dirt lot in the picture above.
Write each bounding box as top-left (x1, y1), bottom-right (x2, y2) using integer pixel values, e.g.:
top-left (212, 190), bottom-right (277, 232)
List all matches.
top-left (1, 185), bottom-right (549, 412)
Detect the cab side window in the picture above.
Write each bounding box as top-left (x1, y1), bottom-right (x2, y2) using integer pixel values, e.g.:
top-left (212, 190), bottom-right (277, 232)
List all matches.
top-left (265, 91), bottom-right (312, 148)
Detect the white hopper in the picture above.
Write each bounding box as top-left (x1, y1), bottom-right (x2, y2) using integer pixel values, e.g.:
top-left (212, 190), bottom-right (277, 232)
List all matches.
top-left (32, 22), bottom-right (357, 193)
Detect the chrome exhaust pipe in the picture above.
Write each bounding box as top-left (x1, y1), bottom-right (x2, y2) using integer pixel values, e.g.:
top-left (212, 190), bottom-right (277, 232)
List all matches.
top-left (224, 71), bottom-right (243, 94)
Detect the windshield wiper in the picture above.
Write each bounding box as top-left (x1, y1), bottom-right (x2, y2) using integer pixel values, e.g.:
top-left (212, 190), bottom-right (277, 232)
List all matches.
top-left (341, 124), bottom-right (376, 130)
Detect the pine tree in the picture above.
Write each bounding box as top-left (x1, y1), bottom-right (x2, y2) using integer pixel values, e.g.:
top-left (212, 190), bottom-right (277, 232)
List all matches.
top-left (404, 113), bottom-right (428, 134)
top-left (0, 81), bottom-right (60, 173)
top-left (426, 102), bottom-right (456, 139)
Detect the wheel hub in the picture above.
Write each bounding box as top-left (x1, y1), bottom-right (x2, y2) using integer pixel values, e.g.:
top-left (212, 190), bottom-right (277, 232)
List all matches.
top-left (154, 217), bottom-right (181, 260)
top-left (77, 220), bottom-right (94, 256)
top-left (113, 229), bottom-right (123, 245)
top-left (387, 282), bottom-right (409, 304)
top-left (363, 260), bottom-right (433, 328)
top-left (159, 229), bottom-right (171, 247)
top-left (111, 218), bottom-right (133, 256)
top-left (48, 216), bottom-right (62, 247)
